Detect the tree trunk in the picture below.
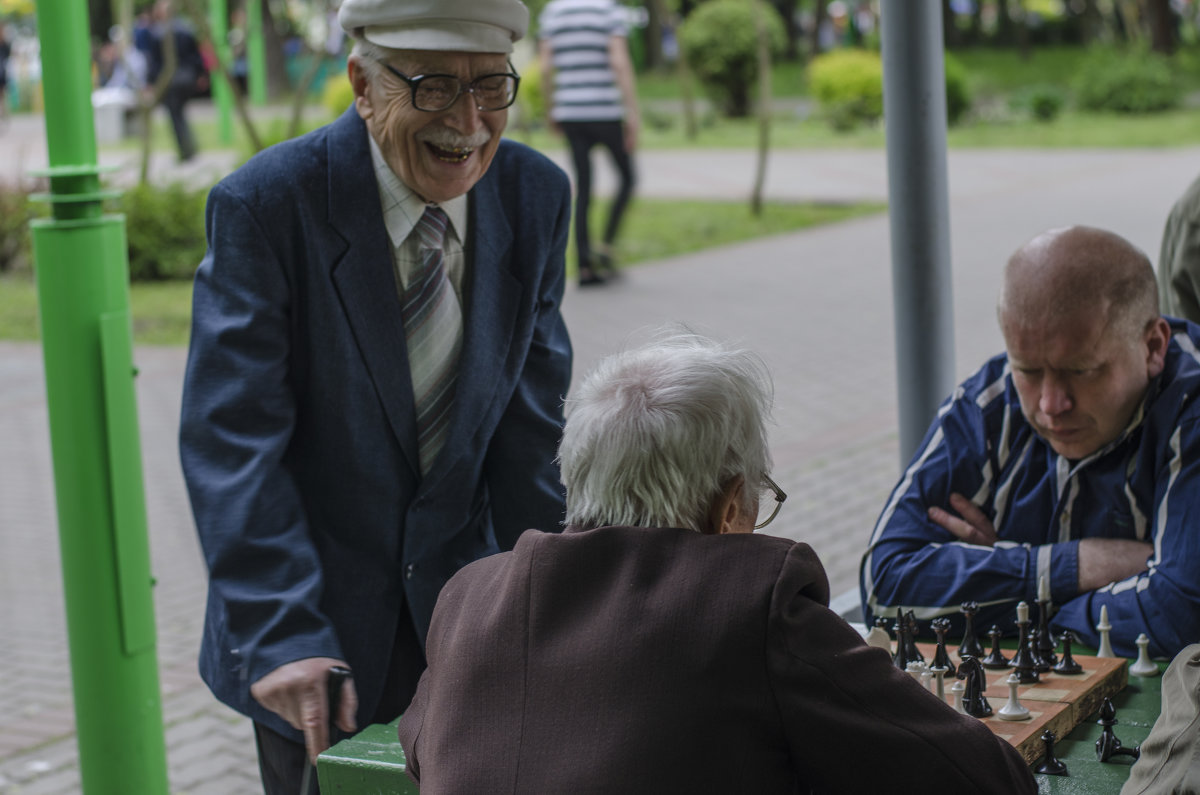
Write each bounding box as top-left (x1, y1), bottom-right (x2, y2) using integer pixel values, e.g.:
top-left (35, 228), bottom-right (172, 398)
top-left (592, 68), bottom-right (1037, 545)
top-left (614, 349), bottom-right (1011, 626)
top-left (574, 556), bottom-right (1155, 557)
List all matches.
top-left (179, 0), bottom-right (265, 152)
top-left (777, 0), bottom-right (800, 61)
top-left (942, 0), bottom-right (960, 48)
top-left (1145, 0), bottom-right (1176, 53)
top-left (644, 0), bottom-right (665, 71)
top-left (750, 0), bottom-right (772, 218)
top-left (809, 0), bottom-right (828, 58)
top-left (261, 0), bottom-right (291, 100)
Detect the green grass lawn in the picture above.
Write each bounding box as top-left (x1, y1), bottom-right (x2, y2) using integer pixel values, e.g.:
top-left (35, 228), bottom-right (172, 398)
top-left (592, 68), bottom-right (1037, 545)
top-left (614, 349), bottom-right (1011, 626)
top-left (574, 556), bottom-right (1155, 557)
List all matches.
top-left (0, 197), bottom-right (883, 347)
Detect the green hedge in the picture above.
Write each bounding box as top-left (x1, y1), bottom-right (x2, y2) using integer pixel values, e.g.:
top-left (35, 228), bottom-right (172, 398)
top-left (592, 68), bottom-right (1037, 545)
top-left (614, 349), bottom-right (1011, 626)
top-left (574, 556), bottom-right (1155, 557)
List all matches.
top-left (678, 0), bottom-right (786, 118)
top-left (1074, 48), bottom-right (1180, 114)
top-left (810, 49), bottom-right (972, 131)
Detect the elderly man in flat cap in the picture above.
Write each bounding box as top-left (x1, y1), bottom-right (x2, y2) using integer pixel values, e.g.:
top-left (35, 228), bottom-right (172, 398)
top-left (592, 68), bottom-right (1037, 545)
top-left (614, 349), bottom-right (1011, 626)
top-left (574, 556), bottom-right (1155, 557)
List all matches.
top-left (178, 0), bottom-right (573, 790)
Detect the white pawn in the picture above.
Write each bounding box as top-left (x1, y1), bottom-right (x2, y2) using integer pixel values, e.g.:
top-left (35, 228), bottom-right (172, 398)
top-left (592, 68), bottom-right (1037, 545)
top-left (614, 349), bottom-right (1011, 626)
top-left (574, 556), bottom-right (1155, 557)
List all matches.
top-left (931, 665), bottom-right (948, 702)
top-left (1130, 633), bottom-right (1160, 677)
top-left (906, 660), bottom-right (926, 685)
top-left (1096, 605), bottom-right (1115, 658)
top-left (997, 672), bottom-right (1031, 721)
top-left (950, 679), bottom-right (966, 714)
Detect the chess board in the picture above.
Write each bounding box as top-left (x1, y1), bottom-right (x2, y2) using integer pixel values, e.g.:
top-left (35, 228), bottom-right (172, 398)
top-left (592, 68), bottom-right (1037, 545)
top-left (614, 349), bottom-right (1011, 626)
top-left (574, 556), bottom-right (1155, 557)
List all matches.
top-left (914, 642), bottom-right (1128, 765)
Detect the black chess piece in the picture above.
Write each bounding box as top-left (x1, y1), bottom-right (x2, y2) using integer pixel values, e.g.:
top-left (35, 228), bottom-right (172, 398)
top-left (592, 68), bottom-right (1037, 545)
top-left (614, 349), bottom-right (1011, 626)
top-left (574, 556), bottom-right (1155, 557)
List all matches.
top-left (1095, 697), bottom-right (1141, 763)
top-left (1008, 610), bottom-right (1041, 684)
top-left (981, 625), bottom-right (1010, 669)
top-left (959, 601), bottom-right (985, 659)
top-left (1035, 730), bottom-right (1068, 776)
top-left (1034, 595), bottom-right (1058, 670)
top-left (1053, 630), bottom-right (1083, 675)
top-left (957, 656), bottom-right (993, 718)
top-left (904, 610), bottom-right (925, 666)
top-left (893, 609), bottom-right (910, 671)
top-left (930, 617), bottom-right (956, 676)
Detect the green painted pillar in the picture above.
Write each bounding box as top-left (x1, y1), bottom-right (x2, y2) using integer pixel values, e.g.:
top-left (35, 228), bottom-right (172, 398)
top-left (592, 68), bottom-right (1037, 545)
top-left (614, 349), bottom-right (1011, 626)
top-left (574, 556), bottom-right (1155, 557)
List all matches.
top-left (209, 0), bottom-right (234, 144)
top-left (247, 0), bottom-right (267, 106)
top-left (31, 1), bottom-right (169, 793)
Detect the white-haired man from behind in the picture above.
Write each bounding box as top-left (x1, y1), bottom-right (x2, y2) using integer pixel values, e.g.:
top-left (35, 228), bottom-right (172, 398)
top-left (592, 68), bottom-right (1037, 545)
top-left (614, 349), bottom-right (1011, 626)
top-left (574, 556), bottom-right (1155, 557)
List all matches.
top-left (397, 329), bottom-right (1036, 794)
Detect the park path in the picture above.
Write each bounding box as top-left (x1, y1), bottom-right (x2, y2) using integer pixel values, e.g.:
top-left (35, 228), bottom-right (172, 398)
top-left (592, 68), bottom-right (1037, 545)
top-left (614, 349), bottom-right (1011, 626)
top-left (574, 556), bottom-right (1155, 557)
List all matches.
top-left (3, 103), bottom-right (1200, 792)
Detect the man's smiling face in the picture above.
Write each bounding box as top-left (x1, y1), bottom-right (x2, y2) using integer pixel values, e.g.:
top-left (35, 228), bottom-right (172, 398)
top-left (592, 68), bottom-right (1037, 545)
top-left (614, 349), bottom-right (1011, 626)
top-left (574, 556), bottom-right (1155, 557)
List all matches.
top-left (354, 49), bottom-right (508, 203)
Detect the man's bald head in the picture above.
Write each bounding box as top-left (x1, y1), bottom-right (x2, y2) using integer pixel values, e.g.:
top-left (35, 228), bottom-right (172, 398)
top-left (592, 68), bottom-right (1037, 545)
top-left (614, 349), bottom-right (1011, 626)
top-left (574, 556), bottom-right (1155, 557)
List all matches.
top-left (998, 225), bottom-right (1159, 342)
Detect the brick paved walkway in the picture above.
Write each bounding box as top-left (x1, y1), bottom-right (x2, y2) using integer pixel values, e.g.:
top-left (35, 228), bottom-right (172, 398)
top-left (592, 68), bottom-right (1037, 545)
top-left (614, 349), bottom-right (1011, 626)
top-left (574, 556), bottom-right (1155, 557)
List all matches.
top-left (3, 101), bottom-right (1200, 792)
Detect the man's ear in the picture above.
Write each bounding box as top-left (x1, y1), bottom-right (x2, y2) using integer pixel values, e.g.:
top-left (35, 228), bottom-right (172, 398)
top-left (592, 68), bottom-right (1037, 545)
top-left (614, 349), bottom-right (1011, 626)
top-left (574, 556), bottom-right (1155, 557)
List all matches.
top-left (348, 58), bottom-right (374, 120)
top-left (705, 476), bottom-right (751, 535)
top-left (1146, 317), bottom-right (1171, 378)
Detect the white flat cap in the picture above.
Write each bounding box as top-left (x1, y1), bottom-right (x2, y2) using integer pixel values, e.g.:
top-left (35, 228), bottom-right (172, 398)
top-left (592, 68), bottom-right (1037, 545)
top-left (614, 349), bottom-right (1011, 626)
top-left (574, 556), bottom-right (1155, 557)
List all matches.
top-left (338, 0), bottom-right (529, 54)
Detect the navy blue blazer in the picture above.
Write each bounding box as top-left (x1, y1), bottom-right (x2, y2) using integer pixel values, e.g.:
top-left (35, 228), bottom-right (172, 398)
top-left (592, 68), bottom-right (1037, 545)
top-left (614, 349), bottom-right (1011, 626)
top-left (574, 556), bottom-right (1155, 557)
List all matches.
top-left (179, 106), bottom-right (572, 741)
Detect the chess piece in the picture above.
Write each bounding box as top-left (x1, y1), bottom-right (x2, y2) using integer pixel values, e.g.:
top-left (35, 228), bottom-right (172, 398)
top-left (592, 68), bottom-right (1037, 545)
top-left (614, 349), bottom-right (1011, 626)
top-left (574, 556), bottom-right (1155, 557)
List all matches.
top-left (904, 610), bottom-right (925, 665)
top-left (957, 656), bottom-right (993, 719)
top-left (1035, 730), bottom-right (1068, 776)
top-left (906, 659), bottom-right (926, 685)
top-left (959, 601), bottom-right (984, 659)
top-left (1095, 697), bottom-right (1140, 763)
top-left (931, 665), bottom-right (948, 702)
top-left (1053, 630), bottom-right (1083, 675)
top-left (949, 678), bottom-right (966, 714)
top-left (981, 625), bottom-right (1010, 669)
top-left (1008, 602), bottom-right (1041, 684)
top-left (1033, 576), bottom-right (1057, 671)
top-left (930, 617), bottom-right (957, 676)
top-left (997, 672), bottom-right (1031, 721)
top-left (866, 617), bottom-right (892, 653)
top-left (893, 609), bottom-right (910, 671)
top-left (1096, 605), bottom-right (1115, 658)
top-left (1129, 633), bottom-right (1160, 677)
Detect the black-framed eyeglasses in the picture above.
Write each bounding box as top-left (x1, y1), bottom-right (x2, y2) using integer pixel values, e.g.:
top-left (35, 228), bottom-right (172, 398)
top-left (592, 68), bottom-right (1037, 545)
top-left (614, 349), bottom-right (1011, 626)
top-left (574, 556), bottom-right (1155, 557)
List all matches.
top-left (755, 475), bottom-right (787, 530)
top-left (374, 59), bottom-right (520, 112)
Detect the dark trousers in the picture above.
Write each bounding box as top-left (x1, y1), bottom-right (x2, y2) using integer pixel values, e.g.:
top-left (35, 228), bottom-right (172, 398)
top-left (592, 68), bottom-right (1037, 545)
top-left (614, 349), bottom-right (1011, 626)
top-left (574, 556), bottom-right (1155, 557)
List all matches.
top-left (253, 610), bottom-right (427, 795)
top-left (161, 83), bottom-right (196, 162)
top-left (562, 120), bottom-right (636, 270)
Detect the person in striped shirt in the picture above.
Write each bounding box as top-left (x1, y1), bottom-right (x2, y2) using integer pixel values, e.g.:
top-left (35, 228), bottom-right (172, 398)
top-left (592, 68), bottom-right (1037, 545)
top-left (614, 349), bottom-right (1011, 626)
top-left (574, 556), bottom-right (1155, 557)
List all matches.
top-left (539, 0), bottom-right (639, 286)
top-left (861, 225), bottom-right (1200, 660)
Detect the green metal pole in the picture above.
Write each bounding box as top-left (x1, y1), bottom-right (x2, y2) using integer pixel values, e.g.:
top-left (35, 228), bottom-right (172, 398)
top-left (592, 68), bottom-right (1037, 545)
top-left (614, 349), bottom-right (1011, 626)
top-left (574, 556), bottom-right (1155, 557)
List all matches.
top-left (31, 1), bottom-right (169, 793)
top-left (247, 0), bottom-right (267, 106)
top-left (209, 0), bottom-right (234, 143)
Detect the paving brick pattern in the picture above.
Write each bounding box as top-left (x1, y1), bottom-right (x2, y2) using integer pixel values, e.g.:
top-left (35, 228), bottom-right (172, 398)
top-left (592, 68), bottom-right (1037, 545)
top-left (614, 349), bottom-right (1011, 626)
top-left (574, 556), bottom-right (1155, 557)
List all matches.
top-left (4, 103), bottom-right (1200, 792)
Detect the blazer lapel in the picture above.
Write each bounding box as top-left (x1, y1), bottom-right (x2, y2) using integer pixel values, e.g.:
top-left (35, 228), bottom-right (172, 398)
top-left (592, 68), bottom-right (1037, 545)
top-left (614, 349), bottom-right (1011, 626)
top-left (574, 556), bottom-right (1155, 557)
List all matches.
top-left (326, 108), bottom-right (421, 475)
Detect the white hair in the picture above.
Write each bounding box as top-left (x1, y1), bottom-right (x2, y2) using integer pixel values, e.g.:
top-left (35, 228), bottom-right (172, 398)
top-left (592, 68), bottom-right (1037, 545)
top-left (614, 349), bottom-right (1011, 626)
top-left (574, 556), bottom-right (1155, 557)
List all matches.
top-left (560, 329), bottom-right (774, 532)
top-left (349, 39), bottom-right (402, 84)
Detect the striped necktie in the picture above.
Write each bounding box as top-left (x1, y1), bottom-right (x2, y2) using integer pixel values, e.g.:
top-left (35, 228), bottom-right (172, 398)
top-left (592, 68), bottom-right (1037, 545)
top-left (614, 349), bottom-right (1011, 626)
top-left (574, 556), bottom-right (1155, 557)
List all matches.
top-left (403, 206), bottom-right (462, 474)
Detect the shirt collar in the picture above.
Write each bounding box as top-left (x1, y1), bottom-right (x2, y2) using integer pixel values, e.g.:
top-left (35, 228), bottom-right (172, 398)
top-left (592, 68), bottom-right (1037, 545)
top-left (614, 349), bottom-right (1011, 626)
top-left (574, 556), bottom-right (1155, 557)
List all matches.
top-left (368, 135), bottom-right (467, 248)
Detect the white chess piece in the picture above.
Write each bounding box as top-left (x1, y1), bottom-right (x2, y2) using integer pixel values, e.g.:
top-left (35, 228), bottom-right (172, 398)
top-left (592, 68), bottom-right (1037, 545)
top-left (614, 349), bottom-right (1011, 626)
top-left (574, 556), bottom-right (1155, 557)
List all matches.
top-left (997, 672), bottom-right (1031, 721)
top-left (1096, 605), bottom-right (1115, 658)
top-left (906, 660), bottom-right (925, 684)
top-left (866, 624), bottom-right (892, 653)
top-left (1129, 633), bottom-right (1160, 677)
top-left (931, 665), bottom-right (948, 702)
top-left (950, 679), bottom-right (966, 714)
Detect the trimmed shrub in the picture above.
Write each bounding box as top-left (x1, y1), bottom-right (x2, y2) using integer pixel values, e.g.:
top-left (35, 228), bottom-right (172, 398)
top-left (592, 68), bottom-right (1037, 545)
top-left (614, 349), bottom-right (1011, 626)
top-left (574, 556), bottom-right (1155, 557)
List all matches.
top-left (678, 0), bottom-right (786, 118)
top-left (810, 49), bottom-right (972, 131)
top-left (943, 52), bottom-right (971, 126)
top-left (514, 61), bottom-right (547, 127)
top-left (1074, 48), bottom-right (1180, 114)
top-left (322, 72), bottom-right (356, 119)
top-left (809, 49), bottom-right (883, 130)
top-left (1012, 84), bottom-right (1066, 122)
top-left (0, 181), bottom-right (44, 274)
top-left (115, 182), bottom-right (209, 281)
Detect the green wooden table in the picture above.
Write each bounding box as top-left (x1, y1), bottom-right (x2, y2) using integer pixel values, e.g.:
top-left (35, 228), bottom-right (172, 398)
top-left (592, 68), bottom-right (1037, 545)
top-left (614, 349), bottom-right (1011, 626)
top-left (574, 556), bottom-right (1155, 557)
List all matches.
top-left (317, 661), bottom-right (1165, 794)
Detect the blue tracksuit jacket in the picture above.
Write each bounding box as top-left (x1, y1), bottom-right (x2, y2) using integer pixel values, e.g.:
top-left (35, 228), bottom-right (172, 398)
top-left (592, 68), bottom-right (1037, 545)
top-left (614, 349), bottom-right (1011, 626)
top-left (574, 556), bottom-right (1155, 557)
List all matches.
top-left (861, 318), bottom-right (1200, 658)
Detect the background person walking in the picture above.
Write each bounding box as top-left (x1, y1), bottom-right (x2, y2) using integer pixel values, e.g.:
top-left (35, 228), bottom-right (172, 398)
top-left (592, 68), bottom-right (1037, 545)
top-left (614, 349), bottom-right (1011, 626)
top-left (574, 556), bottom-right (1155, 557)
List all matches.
top-left (539, 0), bottom-right (638, 286)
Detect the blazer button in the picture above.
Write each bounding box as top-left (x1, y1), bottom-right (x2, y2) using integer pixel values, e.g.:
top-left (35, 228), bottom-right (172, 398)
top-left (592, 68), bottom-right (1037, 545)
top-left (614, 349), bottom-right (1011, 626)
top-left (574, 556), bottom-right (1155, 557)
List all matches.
top-left (405, 563), bottom-right (415, 579)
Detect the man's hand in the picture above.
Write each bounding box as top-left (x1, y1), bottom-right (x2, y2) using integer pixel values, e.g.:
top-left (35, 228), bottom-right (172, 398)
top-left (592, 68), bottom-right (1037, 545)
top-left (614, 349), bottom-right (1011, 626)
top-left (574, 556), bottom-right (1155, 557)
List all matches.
top-left (1077, 538), bottom-right (1153, 592)
top-left (624, 115), bottom-right (639, 153)
top-left (250, 657), bottom-right (358, 765)
top-left (927, 493), bottom-right (998, 547)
